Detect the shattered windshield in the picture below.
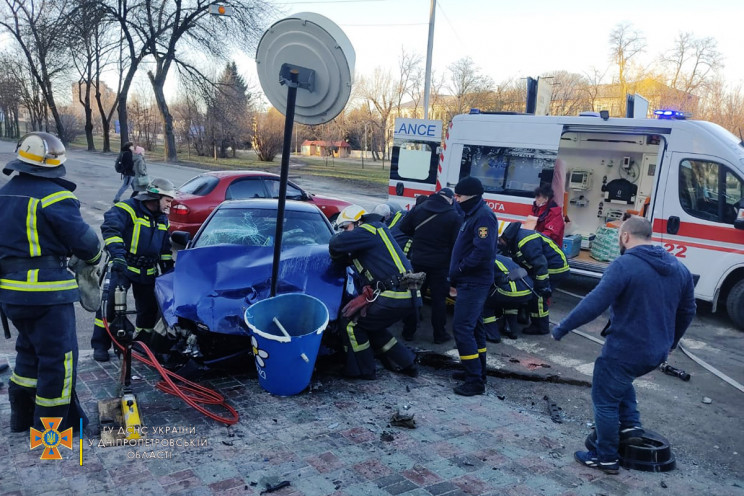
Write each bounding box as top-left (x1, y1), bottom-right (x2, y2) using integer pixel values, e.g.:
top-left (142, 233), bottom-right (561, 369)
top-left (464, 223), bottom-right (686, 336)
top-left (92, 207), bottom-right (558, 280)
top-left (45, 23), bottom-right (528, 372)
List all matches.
top-left (194, 208), bottom-right (332, 248)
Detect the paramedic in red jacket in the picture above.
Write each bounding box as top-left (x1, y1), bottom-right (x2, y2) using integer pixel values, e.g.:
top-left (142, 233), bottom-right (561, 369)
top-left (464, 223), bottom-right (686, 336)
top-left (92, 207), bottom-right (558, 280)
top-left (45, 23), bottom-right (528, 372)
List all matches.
top-left (530, 183), bottom-right (565, 246)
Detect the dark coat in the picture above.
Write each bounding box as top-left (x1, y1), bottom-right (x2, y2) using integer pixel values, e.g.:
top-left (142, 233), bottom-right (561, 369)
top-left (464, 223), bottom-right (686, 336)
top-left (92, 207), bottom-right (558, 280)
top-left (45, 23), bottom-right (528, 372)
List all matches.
top-left (448, 197), bottom-right (498, 286)
top-left (399, 193), bottom-right (462, 269)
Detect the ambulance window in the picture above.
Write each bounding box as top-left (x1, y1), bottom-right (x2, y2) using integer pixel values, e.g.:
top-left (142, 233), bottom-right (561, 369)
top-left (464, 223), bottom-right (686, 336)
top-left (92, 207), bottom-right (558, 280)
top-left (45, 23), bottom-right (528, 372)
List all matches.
top-left (679, 159), bottom-right (744, 224)
top-left (459, 145), bottom-right (556, 197)
top-left (390, 141), bottom-right (437, 183)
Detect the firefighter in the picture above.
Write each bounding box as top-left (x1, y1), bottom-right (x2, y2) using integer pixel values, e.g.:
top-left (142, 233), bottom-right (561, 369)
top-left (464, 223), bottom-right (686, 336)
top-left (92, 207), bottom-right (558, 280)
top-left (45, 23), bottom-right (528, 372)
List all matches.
top-left (499, 221), bottom-right (570, 335)
top-left (0, 132), bottom-right (102, 433)
top-left (91, 178), bottom-right (175, 362)
top-left (449, 177), bottom-right (499, 396)
top-left (329, 205), bottom-right (420, 380)
top-left (482, 255), bottom-right (534, 342)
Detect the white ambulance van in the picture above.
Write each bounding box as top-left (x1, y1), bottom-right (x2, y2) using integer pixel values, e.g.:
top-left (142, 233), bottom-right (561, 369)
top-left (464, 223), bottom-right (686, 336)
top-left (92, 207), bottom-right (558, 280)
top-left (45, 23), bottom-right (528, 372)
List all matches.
top-left (389, 112), bottom-right (744, 329)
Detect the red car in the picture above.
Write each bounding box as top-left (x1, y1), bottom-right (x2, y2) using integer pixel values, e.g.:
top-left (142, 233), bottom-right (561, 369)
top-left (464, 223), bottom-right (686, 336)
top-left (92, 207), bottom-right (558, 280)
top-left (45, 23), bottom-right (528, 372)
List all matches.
top-left (169, 171), bottom-right (351, 235)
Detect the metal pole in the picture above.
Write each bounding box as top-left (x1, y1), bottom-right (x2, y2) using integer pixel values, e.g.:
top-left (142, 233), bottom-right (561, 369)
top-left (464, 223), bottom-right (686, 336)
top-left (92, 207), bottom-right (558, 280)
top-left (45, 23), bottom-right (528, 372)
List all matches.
top-left (270, 70), bottom-right (299, 297)
top-left (423, 0), bottom-right (436, 120)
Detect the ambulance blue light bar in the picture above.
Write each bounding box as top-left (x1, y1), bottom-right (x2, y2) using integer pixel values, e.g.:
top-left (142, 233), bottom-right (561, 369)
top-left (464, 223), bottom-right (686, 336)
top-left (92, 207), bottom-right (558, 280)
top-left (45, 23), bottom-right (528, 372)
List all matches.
top-left (654, 109), bottom-right (687, 120)
top-left (469, 108), bottom-right (481, 114)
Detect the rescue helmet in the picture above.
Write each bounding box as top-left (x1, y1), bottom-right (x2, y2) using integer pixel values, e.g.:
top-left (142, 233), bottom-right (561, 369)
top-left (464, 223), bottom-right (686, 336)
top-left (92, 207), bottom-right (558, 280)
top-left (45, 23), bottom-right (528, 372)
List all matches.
top-left (372, 203), bottom-right (391, 221)
top-left (498, 220), bottom-right (510, 236)
top-left (2, 132), bottom-right (67, 178)
top-left (135, 177), bottom-right (177, 201)
top-left (335, 204), bottom-right (366, 229)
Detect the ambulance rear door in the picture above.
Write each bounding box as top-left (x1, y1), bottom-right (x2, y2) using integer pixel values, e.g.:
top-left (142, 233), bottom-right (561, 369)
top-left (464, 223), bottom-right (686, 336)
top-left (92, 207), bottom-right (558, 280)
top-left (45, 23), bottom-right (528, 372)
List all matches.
top-left (389, 118), bottom-right (442, 209)
top-left (441, 115), bottom-right (564, 221)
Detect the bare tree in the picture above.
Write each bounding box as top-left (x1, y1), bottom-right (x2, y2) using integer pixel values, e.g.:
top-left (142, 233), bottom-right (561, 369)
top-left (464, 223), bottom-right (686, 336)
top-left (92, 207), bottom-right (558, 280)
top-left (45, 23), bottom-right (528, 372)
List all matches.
top-left (583, 66), bottom-right (609, 111)
top-left (660, 32), bottom-right (723, 112)
top-left (444, 57), bottom-right (495, 120)
top-left (544, 70), bottom-right (591, 116)
top-left (395, 48), bottom-right (423, 116)
top-left (357, 67), bottom-right (397, 161)
top-left (0, 53), bottom-right (23, 138)
top-left (609, 22), bottom-right (646, 115)
top-left (252, 108), bottom-right (284, 162)
top-left (0, 0), bottom-right (74, 140)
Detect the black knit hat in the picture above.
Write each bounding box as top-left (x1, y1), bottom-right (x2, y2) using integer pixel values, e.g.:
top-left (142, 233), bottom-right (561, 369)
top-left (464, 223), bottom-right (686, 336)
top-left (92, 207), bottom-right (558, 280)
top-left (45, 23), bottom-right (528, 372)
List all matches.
top-left (455, 176), bottom-right (484, 196)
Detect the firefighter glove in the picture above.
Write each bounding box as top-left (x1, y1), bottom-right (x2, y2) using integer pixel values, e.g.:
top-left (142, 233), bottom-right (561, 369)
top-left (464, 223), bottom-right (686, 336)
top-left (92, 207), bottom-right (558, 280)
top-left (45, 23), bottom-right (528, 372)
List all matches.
top-left (111, 258), bottom-right (128, 275)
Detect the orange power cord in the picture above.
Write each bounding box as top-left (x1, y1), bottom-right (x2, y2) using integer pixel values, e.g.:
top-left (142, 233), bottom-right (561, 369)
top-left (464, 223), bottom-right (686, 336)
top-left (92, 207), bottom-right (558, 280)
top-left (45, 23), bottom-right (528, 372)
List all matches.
top-left (102, 317), bottom-right (240, 426)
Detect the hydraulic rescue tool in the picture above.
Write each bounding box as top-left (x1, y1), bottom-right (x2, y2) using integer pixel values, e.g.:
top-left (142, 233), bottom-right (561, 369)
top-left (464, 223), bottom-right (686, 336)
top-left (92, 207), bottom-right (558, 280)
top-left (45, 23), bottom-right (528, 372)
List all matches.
top-left (97, 268), bottom-right (144, 441)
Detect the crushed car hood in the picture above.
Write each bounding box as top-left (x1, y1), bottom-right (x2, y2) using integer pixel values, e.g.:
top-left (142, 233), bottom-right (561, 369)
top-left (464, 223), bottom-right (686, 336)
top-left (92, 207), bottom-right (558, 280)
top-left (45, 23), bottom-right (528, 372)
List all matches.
top-left (155, 244), bottom-right (345, 336)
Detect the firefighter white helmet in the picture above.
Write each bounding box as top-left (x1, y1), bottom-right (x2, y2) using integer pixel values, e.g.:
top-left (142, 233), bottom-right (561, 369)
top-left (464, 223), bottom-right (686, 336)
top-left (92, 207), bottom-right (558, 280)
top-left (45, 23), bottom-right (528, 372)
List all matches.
top-left (335, 204), bottom-right (366, 229)
top-left (3, 132), bottom-right (67, 178)
top-left (498, 220), bottom-right (510, 236)
top-left (136, 177), bottom-right (177, 201)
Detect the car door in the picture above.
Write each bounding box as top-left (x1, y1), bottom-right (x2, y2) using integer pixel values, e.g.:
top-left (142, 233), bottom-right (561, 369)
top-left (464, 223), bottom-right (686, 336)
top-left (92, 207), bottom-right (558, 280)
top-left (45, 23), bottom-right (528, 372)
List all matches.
top-left (225, 177), bottom-right (269, 200)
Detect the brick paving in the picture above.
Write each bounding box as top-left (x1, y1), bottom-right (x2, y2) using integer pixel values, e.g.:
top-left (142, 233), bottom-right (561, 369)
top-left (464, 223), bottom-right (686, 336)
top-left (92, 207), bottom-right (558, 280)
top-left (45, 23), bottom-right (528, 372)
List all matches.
top-left (1, 344), bottom-right (743, 496)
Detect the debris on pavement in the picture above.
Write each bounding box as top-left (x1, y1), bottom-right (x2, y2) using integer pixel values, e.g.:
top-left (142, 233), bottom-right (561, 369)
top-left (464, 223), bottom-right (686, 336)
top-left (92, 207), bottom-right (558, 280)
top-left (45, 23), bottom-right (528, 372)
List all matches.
top-left (702, 397), bottom-right (713, 404)
top-left (544, 395), bottom-right (563, 423)
top-left (390, 409), bottom-right (416, 429)
top-left (380, 430), bottom-right (395, 442)
top-left (261, 481), bottom-right (291, 494)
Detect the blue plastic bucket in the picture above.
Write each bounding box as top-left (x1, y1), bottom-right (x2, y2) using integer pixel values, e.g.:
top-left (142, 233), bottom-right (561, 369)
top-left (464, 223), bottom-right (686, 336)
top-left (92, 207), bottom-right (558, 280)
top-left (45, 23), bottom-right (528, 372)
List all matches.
top-left (244, 293), bottom-right (329, 396)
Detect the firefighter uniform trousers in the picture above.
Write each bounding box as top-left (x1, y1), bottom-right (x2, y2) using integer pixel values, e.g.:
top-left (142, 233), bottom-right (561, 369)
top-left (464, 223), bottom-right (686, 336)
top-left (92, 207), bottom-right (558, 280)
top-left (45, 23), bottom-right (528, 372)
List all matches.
top-left (342, 290), bottom-right (418, 379)
top-left (453, 282), bottom-right (491, 383)
top-left (92, 274), bottom-right (159, 351)
top-left (483, 285), bottom-right (533, 341)
top-left (6, 303), bottom-right (86, 430)
top-left (529, 270), bottom-right (569, 333)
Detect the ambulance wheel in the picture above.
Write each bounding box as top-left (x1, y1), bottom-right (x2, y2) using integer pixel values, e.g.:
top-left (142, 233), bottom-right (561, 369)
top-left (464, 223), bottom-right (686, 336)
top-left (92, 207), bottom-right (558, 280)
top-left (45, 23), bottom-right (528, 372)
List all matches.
top-left (725, 279), bottom-right (744, 331)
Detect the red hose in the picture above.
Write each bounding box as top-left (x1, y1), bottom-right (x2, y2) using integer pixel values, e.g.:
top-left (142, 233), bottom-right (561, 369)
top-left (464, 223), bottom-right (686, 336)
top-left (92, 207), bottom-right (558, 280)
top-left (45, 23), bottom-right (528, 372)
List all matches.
top-left (103, 318), bottom-right (240, 425)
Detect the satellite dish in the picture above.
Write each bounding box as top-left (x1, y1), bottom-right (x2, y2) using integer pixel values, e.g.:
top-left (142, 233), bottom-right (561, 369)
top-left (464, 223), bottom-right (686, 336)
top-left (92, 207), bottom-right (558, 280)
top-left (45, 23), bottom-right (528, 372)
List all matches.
top-left (255, 12), bottom-right (355, 125)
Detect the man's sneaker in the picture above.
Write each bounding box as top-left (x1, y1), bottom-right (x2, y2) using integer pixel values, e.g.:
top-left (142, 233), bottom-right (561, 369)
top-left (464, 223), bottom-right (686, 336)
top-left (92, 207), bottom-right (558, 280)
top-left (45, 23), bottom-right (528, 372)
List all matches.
top-left (620, 426), bottom-right (645, 445)
top-left (574, 450), bottom-right (619, 474)
top-left (453, 382), bottom-right (485, 396)
top-left (93, 349), bottom-right (110, 362)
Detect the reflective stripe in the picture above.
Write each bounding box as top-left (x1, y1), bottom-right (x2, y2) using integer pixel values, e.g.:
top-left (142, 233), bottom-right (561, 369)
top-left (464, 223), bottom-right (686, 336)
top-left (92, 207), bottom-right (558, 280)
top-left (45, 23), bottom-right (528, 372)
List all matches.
top-left (161, 254), bottom-right (173, 261)
top-left (537, 296), bottom-right (549, 317)
top-left (41, 190), bottom-right (77, 208)
top-left (504, 309), bottom-right (518, 315)
top-left (535, 274), bottom-right (549, 280)
top-left (95, 318), bottom-right (105, 328)
top-left (496, 287), bottom-right (532, 297)
top-left (543, 236), bottom-right (569, 272)
top-left (88, 251), bottom-right (102, 264)
top-left (36, 351), bottom-right (73, 407)
top-left (127, 266), bottom-right (157, 276)
top-left (548, 265), bottom-right (570, 275)
top-left (157, 223), bottom-right (168, 231)
top-left (389, 211), bottom-right (403, 228)
top-left (460, 353), bottom-right (479, 360)
top-left (478, 347), bottom-right (487, 353)
top-left (10, 372), bottom-right (37, 388)
top-left (517, 233), bottom-right (543, 249)
top-left (359, 224), bottom-right (376, 234)
top-left (105, 236), bottom-right (124, 246)
top-left (115, 203), bottom-right (146, 255)
top-left (346, 320), bottom-right (370, 352)
top-left (18, 149), bottom-right (61, 166)
top-left (0, 278), bottom-right (77, 292)
top-left (378, 228), bottom-right (406, 274)
top-left (380, 289), bottom-right (420, 299)
top-left (380, 337), bottom-right (397, 353)
top-left (483, 316), bottom-right (497, 324)
top-left (26, 198), bottom-right (41, 256)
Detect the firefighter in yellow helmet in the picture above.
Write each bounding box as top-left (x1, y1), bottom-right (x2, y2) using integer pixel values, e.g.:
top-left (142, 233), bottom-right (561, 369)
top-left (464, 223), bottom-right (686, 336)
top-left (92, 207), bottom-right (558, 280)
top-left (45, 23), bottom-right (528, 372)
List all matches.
top-left (329, 205), bottom-right (420, 379)
top-left (0, 132), bottom-right (102, 433)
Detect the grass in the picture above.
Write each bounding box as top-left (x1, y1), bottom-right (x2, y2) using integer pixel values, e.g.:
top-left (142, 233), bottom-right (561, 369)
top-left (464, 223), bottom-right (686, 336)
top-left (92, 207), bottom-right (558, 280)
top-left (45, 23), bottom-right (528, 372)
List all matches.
top-left (68, 135), bottom-right (391, 186)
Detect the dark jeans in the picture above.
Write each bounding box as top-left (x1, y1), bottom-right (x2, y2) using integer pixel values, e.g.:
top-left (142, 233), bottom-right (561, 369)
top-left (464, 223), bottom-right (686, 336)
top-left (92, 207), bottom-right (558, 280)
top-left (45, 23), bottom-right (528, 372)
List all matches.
top-left (114, 175), bottom-right (134, 202)
top-left (452, 282), bottom-right (490, 385)
top-left (403, 264), bottom-right (449, 340)
top-left (592, 356), bottom-right (657, 462)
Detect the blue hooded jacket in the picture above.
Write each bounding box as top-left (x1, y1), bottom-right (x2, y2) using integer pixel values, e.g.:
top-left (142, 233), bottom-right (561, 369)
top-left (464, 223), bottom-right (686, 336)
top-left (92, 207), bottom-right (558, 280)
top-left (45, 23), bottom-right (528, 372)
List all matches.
top-left (553, 244), bottom-right (696, 366)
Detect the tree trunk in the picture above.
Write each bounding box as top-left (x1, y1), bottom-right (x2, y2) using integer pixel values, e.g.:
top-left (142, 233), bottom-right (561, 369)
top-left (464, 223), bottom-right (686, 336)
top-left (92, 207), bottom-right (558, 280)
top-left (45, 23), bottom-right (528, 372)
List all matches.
top-left (118, 94), bottom-right (129, 146)
top-left (150, 77), bottom-right (177, 162)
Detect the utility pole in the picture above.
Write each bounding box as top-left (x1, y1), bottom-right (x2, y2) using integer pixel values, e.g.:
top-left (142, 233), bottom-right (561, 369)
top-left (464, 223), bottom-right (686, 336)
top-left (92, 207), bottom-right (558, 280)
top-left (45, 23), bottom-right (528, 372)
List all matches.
top-left (362, 122), bottom-right (366, 169)
top-left (423, 0), bottom-right (436, 120)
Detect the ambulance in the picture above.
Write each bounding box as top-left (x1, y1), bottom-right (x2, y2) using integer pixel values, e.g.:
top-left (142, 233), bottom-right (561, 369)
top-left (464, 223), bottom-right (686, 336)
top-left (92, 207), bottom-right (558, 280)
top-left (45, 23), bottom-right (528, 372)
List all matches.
top-left (389, 112), bottom-right (744, 329)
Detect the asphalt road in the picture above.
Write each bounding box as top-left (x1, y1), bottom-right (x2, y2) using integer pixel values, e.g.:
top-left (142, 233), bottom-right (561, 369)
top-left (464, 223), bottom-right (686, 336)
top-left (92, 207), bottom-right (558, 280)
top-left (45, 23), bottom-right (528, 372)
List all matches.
top-left (0, 140), bottom-right (742, 480)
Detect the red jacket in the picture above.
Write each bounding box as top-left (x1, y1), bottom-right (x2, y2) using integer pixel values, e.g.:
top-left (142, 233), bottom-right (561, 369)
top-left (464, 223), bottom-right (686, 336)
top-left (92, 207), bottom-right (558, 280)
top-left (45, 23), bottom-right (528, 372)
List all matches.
top-left (531, 200), bottom-right (565, 247)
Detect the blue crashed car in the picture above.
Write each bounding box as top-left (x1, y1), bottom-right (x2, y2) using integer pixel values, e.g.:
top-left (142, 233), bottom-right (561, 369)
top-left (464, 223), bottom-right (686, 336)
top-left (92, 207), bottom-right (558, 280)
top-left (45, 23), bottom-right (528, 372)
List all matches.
top-left (155, 199), bottom-right (346, 366)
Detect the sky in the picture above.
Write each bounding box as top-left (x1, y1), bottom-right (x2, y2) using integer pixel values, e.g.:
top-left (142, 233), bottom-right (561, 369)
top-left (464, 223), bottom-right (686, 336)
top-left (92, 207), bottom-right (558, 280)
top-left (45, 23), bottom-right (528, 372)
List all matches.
top-left (232, 0), bottom-right (744, 98)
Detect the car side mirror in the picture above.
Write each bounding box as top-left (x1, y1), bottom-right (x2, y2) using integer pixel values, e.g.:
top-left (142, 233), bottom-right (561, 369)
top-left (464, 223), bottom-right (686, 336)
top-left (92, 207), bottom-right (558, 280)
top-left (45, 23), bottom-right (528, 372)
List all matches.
top-left (735, 207), bottom-right (744, 230)
top-left (300, 190), bottom-right (311, 201)
top-left (170, 230), bottom-right (191, 247)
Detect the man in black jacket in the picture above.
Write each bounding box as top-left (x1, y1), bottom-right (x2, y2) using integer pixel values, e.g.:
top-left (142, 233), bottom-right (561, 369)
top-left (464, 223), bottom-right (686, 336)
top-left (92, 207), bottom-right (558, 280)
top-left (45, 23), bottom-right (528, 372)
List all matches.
top-left (399, 188), bottom-right (462, 343)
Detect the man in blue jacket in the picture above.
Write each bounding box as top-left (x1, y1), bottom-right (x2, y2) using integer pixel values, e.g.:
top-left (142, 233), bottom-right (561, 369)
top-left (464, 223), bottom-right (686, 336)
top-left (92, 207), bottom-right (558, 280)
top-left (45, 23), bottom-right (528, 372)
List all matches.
top-left (0, 133), bottom-right (102, 433)
top-left (552, 216), bottom-right (696, 474)
top-left (449, 177), bottom-right (498, 396)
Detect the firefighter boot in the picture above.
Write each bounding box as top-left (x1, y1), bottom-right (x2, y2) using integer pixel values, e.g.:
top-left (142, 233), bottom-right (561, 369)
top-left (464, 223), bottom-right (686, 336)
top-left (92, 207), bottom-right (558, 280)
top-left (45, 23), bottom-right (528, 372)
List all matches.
top-left (9, 388), bottom-right (35, 433)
